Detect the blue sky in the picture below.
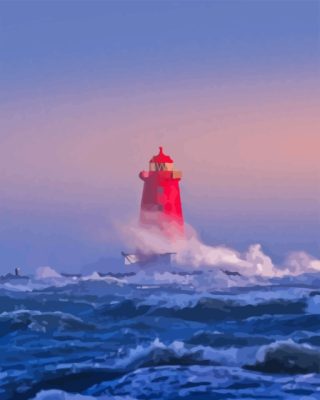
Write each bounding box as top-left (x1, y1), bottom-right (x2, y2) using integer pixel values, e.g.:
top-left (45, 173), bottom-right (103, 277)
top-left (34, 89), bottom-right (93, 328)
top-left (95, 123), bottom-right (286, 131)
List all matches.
top-left (1, 1), bottom-right (318, 97)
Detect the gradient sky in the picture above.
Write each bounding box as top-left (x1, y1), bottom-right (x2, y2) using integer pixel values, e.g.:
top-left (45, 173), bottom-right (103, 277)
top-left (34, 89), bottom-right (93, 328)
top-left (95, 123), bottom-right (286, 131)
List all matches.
top-left (0, 0), bottom-right (319, 273)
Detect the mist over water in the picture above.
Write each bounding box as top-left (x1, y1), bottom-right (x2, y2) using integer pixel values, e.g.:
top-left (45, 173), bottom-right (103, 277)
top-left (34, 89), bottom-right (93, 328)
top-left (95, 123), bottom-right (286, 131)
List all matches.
top-left (120, 219), bottom-right (320, 278)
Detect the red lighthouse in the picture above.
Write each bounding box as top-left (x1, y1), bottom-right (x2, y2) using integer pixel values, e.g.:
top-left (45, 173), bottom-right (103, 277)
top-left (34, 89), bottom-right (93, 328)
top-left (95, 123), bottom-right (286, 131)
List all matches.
top-left (122, 147), bottom-right (184, 266)
top-left (139, 147), bottom-right (184, 239)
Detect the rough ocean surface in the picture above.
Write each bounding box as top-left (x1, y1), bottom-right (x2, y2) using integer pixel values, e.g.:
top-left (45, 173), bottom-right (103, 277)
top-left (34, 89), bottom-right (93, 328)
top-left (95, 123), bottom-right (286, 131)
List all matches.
top-left (1, 253), bottom-right (320, 400)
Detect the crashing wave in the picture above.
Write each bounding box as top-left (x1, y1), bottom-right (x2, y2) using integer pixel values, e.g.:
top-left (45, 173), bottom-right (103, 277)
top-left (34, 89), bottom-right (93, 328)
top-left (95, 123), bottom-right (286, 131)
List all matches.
top-left (0, 309), bottom-right (94, 335)
top-left (81, 271), bottom-right (126, 285)
top-left (3, 242), bottom-right (320, 295)
top-left (115, 338), bottom-right (221, 370)
top-left (112, 338), bottom-right (257, 371)
top-left (121, 220), bottom-right (320, 279)
top-left (36, 266), bottom-right (62, 279)
top-left (246, 339), bottom-right (320, 374)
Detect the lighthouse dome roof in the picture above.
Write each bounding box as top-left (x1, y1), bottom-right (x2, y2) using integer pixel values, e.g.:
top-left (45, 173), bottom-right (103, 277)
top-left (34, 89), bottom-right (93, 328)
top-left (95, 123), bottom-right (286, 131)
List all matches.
top-left (150, 147), bottom-right (173, 163)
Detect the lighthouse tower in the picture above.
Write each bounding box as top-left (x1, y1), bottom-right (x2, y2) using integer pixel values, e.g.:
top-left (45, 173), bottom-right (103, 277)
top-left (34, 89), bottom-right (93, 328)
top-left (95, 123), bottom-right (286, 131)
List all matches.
top-left (122, 147), bottom-right (184, 265)
top-left (139, 147), bottom-right (184, 239)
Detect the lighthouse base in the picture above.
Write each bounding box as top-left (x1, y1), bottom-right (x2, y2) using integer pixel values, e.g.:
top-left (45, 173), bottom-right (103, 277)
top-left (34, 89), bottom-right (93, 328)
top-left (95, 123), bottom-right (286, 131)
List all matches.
top-left (121, 251), bottom-right (175, 267)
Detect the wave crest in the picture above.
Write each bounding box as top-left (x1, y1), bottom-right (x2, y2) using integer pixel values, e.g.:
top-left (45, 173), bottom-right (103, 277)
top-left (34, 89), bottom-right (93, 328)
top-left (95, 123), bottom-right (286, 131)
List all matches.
top-left (0, 309), bottom-right (94, 335)
top-left (246, 339), bottom-right (320, 374)
top-left (115, 338), bottom-right (220, 370)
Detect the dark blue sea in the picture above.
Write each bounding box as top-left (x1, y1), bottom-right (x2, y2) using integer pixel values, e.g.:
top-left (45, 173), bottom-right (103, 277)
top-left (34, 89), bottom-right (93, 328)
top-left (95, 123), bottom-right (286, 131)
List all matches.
top-left (1, 265), bottom-right (320, 400)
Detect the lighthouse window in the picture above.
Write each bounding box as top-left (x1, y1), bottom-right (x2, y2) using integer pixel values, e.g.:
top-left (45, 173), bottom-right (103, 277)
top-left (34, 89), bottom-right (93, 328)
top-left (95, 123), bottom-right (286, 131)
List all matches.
top-left (155, 162), bottom-right (166, 171)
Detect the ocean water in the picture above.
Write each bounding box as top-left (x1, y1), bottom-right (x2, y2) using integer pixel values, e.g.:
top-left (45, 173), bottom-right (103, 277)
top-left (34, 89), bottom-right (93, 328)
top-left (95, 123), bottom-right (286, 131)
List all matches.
top-left (1, 266), bottom-right (320, 400)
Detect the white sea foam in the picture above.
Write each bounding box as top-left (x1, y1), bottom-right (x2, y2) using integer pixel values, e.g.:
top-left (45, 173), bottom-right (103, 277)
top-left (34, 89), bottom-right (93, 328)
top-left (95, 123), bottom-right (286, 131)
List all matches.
top-left (120, 219), bottom-right (320, 279)
top-left (36, 266), bottom-right (62, 279)
top-left (4, 225), bottom-right (319, 294)
top-left (81, 271), bottom-right (126, 284)
top-left (114, 338), bottom-right (254, 371)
